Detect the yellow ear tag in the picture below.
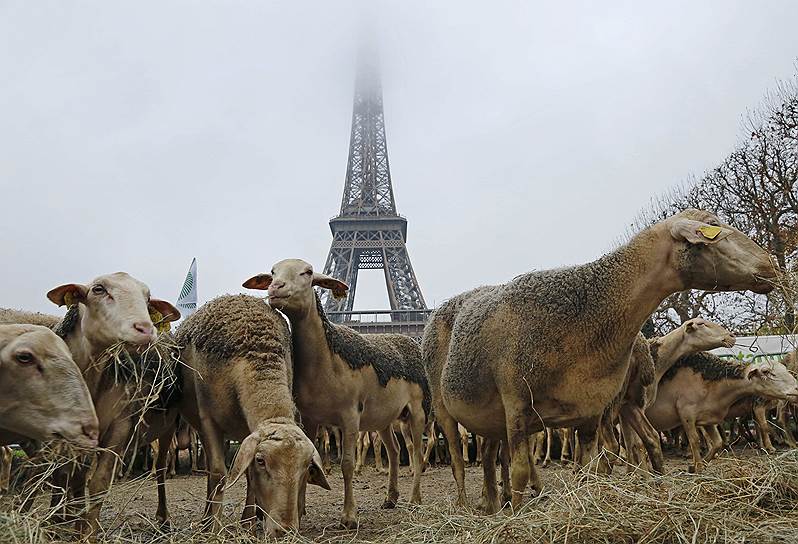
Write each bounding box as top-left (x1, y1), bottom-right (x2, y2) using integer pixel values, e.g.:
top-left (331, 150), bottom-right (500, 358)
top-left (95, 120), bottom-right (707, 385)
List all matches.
top-left (698, 225), bottom-right (722, 240)
top-left (64, 292), bottom-right (77, 307)
top-left (149, 309), bottom-right (171, 334)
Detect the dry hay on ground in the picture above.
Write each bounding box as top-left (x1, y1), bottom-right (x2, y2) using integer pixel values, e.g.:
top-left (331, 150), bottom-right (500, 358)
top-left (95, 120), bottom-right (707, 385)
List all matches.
top-left (3, 450), bottom-right (798, 543)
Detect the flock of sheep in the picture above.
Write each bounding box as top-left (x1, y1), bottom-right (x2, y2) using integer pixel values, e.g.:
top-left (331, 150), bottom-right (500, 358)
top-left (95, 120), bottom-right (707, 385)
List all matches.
top-left (1, 207), bottom-right (796, 539)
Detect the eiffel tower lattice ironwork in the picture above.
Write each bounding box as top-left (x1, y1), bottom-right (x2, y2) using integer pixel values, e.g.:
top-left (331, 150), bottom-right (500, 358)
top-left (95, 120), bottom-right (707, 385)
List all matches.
top-left (320, 59), bottom-right (429, 335)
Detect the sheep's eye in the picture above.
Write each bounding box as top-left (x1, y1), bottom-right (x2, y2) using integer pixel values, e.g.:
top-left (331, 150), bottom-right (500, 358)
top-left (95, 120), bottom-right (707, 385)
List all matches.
top-left (256, 457), bottom-right (267, 468)
top-left (91, 285), bottom-right (106, 295)
top-left (302, 270), bottom-right (312, 276)
top-left (15, 352), bottom-right (35, 365)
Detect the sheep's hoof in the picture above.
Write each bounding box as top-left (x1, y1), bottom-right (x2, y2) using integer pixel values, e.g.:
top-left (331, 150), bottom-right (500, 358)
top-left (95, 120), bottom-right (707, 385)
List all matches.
top-left (339, 514), bottom-right (358, 530)
top-left (157, 520), bottom-right (172, 533)
top-left (381, 496), bottom-right (398, 509)
top-left (476, 496), bottom-right (499, 515)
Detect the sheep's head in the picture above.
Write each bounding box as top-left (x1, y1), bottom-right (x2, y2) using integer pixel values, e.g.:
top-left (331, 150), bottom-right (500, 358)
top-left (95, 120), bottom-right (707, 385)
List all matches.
top-left (681, 318), bottom-right (735, 351)
top-left (746, 360), bottom-right (798, 402)
top-left (47, 272), bottom-right (180, 350)
top-left (667, 209), bottom-right (778, 295)
top-left (0, 324), bottom-right (99, 447)
top-left (227, 420), bottom-right (330, 537)
top-left (243, 259), bottom-right (348, 317)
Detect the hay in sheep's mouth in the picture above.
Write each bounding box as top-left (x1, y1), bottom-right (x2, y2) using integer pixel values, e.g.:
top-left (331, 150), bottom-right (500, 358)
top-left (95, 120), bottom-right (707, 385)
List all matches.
top-left (94, 335), bottom-right (184, 431)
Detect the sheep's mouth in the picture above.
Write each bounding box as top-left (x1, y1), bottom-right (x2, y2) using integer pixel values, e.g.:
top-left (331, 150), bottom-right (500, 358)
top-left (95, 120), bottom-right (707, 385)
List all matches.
top-left (268, 294), bottom-right (291, 306)
top-left (722, 337), bottom-right (736, 348)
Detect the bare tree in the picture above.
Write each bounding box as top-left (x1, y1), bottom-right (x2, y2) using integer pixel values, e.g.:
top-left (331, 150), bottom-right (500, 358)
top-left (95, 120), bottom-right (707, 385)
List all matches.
top-left (631, 67), bottom-right (798, 335)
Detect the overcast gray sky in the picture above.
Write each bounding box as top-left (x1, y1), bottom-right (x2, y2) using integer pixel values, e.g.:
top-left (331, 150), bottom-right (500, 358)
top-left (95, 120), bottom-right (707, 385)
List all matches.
top-left (2, 1), bottom-right (798, 315)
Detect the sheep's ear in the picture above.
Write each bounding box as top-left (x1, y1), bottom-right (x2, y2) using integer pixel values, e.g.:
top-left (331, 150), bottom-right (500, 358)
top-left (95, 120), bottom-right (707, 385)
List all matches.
top-left (684, 320), bottom-right (697, 333)
top-left (669, 219), bottom-right (732, 245)
top-left (149, 299), bottom-right (181, 323)
top-left (47, 284), bottom-right (88, 307)
top-left (308, 448), bottom-right (331, 490)
top-left (243, 273), bottom-right (273, 290)
top-left (227, 432), bottom-right (260, 489)
top-left (312, 273), bottom-right (349, 300)
top-left (746, 367), bottom-right (763, 381)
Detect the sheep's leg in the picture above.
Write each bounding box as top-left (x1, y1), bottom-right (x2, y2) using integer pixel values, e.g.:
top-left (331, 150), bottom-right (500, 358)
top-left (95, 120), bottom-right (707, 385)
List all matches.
top-left (354, 432), bottom-right (365, 475)
top-left (155, 430), bottom-right (176, 529)
top-left (531, 432), bottom-right (545, 465)
top-left (476, 438), bottom-right (501, 514)
top-left (339, 425), bottom-right (359, 529)
top-left (499, 441), bottom-right (511, 506)
top-left (476, 435), bottom-right (484, 466)
top-left (437, 408), bottom-right (468, 506)
top-left (422, 420), bottom-right (436, 471)
top-left (378, 426), bottom-right (401, 508)
top-left (622, 406), bottom-right (664, 474)
top-left (322, 428), bottom-right (333, 475)
top-left (407, 410), bottom-right (425, 505)
top-left (677, 408), bottom-right (703, 473)
top-left (505, 402), bottom-right (539, 510)
top-left (575, 419), bottom-right (607, 474)
top-left (777, 403), bottom-right (798, 448)
top-left (150, 442), bottom-right (159, 477)
top-left (561, 428), bottom-right (574, 463)
top-left (82, 420), bottom-right (133, 540)
top-left (600, 417), bottom-right (620, 461)
top-left (168, 438), bottom-right (177, 477)
top-left (542, 428), bottom-right (553, 467)
top-left (199, 418), bottom-right (227, 530)
top-left (753, 403), bottom-right (776, 453)
top-left (703, 425), bottom-right (724, 462)
top-left (373, 432), bottom-right (386, 473)
top-left (460, 428), bottom-right (470, 466)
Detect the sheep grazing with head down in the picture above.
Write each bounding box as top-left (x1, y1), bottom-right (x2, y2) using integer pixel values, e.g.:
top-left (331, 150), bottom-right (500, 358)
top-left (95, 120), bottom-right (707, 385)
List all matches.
top-left (426, 209), bottom-right (778, 510)
top-left (176, 294), bottom-right (330, 537)
top-left (244, 258), bottom-right (430, 529)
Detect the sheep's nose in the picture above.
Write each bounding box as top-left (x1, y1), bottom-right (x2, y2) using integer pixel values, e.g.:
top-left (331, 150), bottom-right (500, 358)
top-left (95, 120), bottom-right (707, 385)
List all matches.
top-left (133, 322), bottom-right (155, 337)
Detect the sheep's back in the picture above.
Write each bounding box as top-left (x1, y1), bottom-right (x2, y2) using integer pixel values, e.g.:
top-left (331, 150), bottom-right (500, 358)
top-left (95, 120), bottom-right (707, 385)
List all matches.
top-left (176, 294), bottom-right (292, 374)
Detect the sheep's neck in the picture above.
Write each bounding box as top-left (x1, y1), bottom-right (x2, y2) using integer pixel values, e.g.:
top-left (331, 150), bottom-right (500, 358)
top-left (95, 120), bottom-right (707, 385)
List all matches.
top-left (651, 328), bottom-right (689, 382)
top-left (705, 377), bottom-right (758, 419)
top-left (60, 311), bottom-right (115, 399)
top-left (588, 227), bottom-right (683, 360)
top-left (287, 304), bottom-right (332, 375)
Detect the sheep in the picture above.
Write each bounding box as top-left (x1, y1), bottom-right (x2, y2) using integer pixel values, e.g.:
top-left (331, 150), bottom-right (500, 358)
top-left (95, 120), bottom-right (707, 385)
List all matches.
top-left (0, 323), bottom-right (98, 448)
top-left (5, 273), bottom-right (181, 537)
top-left (426, 209), bottom-right (778, 509)
top-left (175, 294), bottom-right (330, 537)
top-left (647, 352), bottom-right (798, 472)
top-left (243, 258), bottom-right (431, 529)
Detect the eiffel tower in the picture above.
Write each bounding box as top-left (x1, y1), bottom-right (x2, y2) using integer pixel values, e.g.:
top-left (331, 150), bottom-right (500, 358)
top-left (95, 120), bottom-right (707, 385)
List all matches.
top-left (320, 54), bottom-right (429, 336)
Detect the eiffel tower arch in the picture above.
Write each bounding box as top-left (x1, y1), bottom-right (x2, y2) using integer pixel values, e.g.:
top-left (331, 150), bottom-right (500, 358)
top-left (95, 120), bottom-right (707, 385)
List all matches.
top-left (320, 55), bottom-right (430, 337)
